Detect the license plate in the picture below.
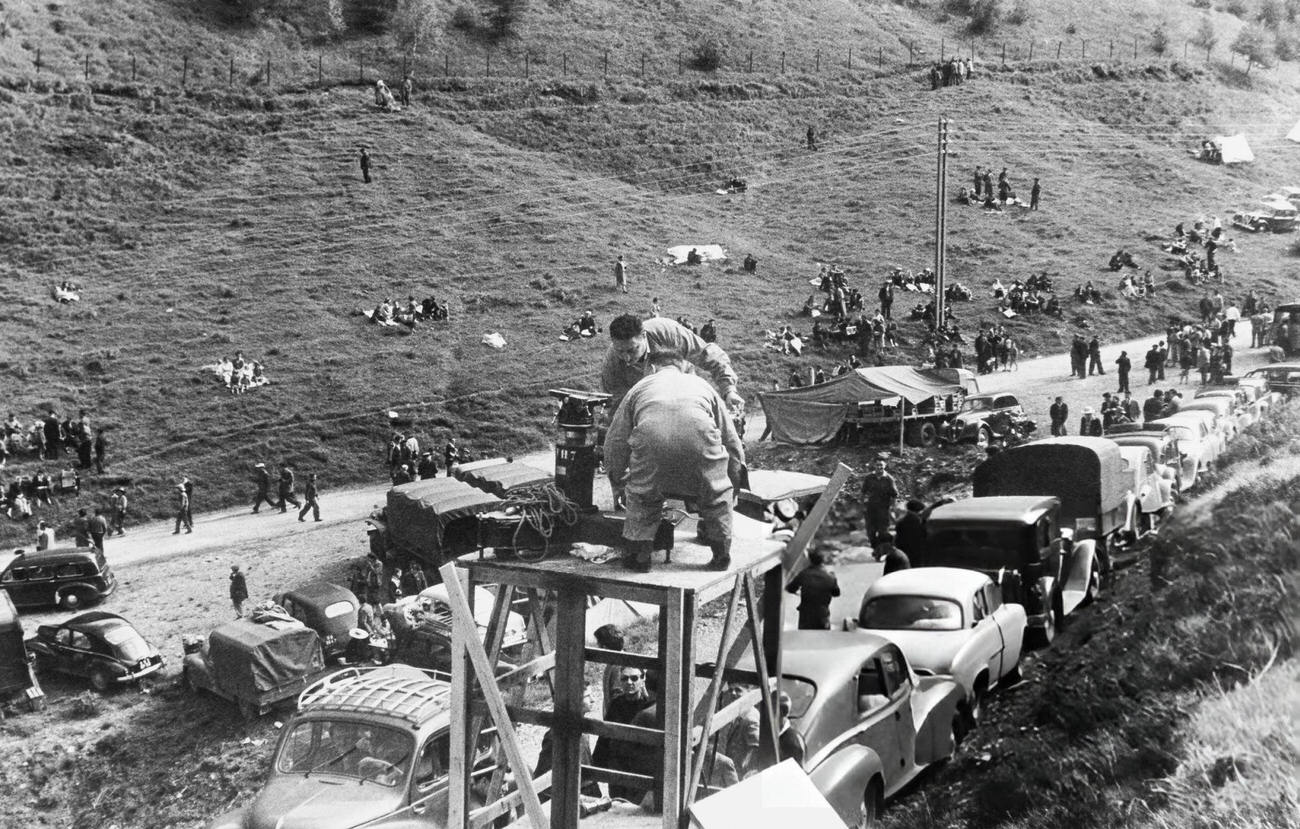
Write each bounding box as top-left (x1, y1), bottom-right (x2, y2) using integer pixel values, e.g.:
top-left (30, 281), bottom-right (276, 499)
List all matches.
top-left (138, 659), bottom-right (152, 671)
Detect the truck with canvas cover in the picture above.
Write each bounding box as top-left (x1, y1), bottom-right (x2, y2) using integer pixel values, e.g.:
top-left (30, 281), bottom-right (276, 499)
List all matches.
top-left (758, 366), bottom-right (977, 446)
top-left (182, 617), bottom-right (328, 719)
top-left (368, 478), bottom-right (503, 568)
top-left (919, 496), bottom-right (1103, 648)
top-left (0, 590), bottom-right (42, 714)
top-left (971, 437), bottom-right (1137, 569)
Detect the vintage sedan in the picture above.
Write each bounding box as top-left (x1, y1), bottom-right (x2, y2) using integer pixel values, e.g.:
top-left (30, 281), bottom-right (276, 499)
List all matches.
top-left (1243, 364), bottom-right (1300, 397)
top-left (854, 567), bottom-right (1025, 732)
top-left (1116, 445), bottom-right (1175, 534)
top-left (27, 611), bottom-right (163, 692)
top-left (1108, 427), bottom-right (1194, 493)
top-left (1178, 397), bottom-right (1238, 445)
top-left (1149, 413), bottom-right (1219, 475)
top-left (743, 631), bottom-right (963, 826)
top-left (939, 392), bottom-right (1029, 447)
top-left (1195, 388), bottom-right (1258, 430)
top-left (272, 582), bottom-right (359, 662)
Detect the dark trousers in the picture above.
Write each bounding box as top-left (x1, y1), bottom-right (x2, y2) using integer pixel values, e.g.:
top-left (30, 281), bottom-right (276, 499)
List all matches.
top-left (279, 489), bottom-right (301, 511)
top-left (1051, 421), bottom-right (1067, 436)
top-left (298, 498), bottom-right (320, 521)
top-left (1088, 354), bottom-right (1104, 375)
top-left (1148, 369), bottom-right (1158, 384)
top-left (90, 532), bottom-right (104, 551)
top-left (253, 488), bottom-right (278, 513)
top-left (1117, 371), bottom-right (1130, 393)
top-left (95, 452), bottom-right (105, 474)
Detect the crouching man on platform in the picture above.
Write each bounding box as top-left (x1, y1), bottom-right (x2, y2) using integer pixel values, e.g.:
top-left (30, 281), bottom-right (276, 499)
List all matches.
top-left (604, 349), bottom-right (746, 573)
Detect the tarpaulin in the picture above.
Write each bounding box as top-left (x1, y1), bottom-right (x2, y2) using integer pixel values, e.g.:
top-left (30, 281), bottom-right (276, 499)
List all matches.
top-left (387, 478), bottom-right (503, 560)
top-left (207, 620), bottom-right (323, 701)
top-left (457, 461), bottom-right (554, 496)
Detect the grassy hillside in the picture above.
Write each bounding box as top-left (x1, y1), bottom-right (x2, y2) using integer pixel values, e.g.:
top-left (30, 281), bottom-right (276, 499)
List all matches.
top-left (2, 0), bottom-right (1300, 549)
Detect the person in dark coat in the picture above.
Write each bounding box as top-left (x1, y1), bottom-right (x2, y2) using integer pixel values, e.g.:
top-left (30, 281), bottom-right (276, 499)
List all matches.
top-left (298, 473), bottom-right (321, 522)
top-left (893, 499), bottom-right (927, 561)
top-left (229, 565), bottom-right (249, 619)
top-left (873, 533), bottom-right (911, 575)
top-left (359, 147), bottom-right (371, 183)
top-left (252, 462), bottom-right (277, 513)
top-left (278, 465), bottom-right (301, 513)
top-left (785, 549), bottom-right (841, 630)
top-left (1079, 407), bottom-right (1103, 437)
top-left (1087, 336), bottom-right (1105, 376)
top-left (1049, 396), bottom-right (1069, 437)
top-left (1030, 178), bottom-right (1041, 210)
top-left (1115, 351), bottom-right (1132, 393)
top-left (593, 668), bottom-right (656, 800)
top-left (776, 691), bottom-right (806, 766)
top-left (93, 428), bottom-right (108, 473)
top-left (1144, 344), bottom-right (1162, 384)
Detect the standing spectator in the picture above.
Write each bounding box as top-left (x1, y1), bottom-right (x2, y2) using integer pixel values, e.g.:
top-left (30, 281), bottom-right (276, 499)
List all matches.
top-left (714, 682), bottom-right (761, 780)
top-left (359, 147), bottom-right (371, 183)
top-left (400, 75), bottom-right (413, 107)
top-left (35, 520), bottom-right (55, 551)
top-left (859, 456), bottom-right (899, 545)
top-left (1144, 344), bottom-right (1162, 385)
top-left (43, 413), bottom-right (62, 460)
top-left (298, 473), bottom-right (321, 522)
top-left (1079, 407), bottom-right (1103, 437)
top-left (1115, 350), bottom-right (1132, 393)
top-left (416, 451), bottom-right (439, 480)
top-left (776, 692), bottom-right (806, 766)
top-left (444, 437), bottom-right (459, 477)
top-left (76, 428), bottom-right (93, 470)
top-left (1087, 336), bottom-right (1105, 376)
top-left (785, 548), bottom-right (841, 630)
top-left (89, 508), bottom-right (108, 552)
top-left (593, 623), bottom-right (627, 717)
top-left (172, 483), bottom-right (193, 534)
top-left (614, 255), bottom-right (628, 294)
top-left (878, 280), bottom-right (894, 319)
top-left (1030, 178), bottom-right (1041, 210)
top-left (806, 125), bottom-right (817, 150)
top-left (1142, 390), bottom-right (1165, 424)
top-left (73, 508), bottom-right (92, 547)
top-left (251, 462), bottom-right (277, 513)
top-left (93, 428), bottom-right (108, 473)
top-left (873, 533), bottom-right (911, 575)
top-left (230, 565), bottom-right (249, 619)
top-left (1156, 341), bottom-right (1168, 381)
top-left (1224, 302), bottom-right (1240, 339)
top-left (973, 166), bottom-right (983, 198)
top-left (593, 668), bottom-right (656, 801)
top-left (182, 476), bottom-right (194, 527)
top-left (1049, 396), bottom-right (1069, 436)
top-left (893, 499), bottom-right (927, 561)
top-left (278, 465), bottom-right (301, 513)
top-left (109, 487), bottom-right (128, 535)
top-left (982, 169), bottom-right (993, 199)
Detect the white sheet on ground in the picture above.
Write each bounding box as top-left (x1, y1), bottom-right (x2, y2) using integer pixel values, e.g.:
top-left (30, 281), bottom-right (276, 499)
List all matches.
top-left (666, 244), bottom-right (727, 265)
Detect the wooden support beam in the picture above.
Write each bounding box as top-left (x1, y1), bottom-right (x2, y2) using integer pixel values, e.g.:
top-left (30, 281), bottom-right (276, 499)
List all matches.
top-left (686, 576), bottom-right (744, 806)
top-left (440, 563), bottom-right (549, 829)
top-left (659, 588), bottom-right (685, 827)
top-left (744, 575), bottom-right (781, 770)
top-left (471, 771), bottom-right (552, 825)
top-left (550, 589), bottom-right (588, 828)
top-left (783, 462), bottom-right (852, 582)
top-left (584, 647), bottom-right (659, 672)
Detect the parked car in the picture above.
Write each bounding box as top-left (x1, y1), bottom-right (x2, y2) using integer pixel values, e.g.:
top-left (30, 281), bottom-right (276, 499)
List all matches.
top-left (0, 546), bottom-right (116, 611)
top-left (1178, 397), bottom-right (1238, 445)
top-left (938, 392), bottom-right (1034, 448)
top-left (273, 581), bottom-right (360, 662)
top-left (0, 590), bottom-right (42, 712)
top-left (1259, 196), bottom-right (1300, 231)
top-left (1242, 363), bottom-right (1300, 397)
top-left (182, 618), bottom-right (328, 719)
top-left (1231, 375), bottom-right (1283, 416)
top-left (204, 663), bottom-right (494, 829)
top-left (1107, 428), bottom-right (1195, 493)
top-left (740, 631), bottom-right (963, 826)
top-left (853, 567), bottom-right (1025, 733)
top-left (919, 496), bottom-right (1104, 647)
top-left (1149, 413), bottom-right (1220, 474)
top-left (27, 611), bottom-right (163, 692)
top-left (1195, 388), bottom-right (1258, 430)
top-left (1230, 210), bottom-right (1272, 233)
top-left (1115, 446), bottom-right (1175, 536)
top-left (398, 583), bottom-right (528, 653)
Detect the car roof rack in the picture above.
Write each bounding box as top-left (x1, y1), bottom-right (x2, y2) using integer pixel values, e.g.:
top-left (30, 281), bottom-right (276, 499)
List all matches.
top-left (297, 666), bottom-right (451, 728)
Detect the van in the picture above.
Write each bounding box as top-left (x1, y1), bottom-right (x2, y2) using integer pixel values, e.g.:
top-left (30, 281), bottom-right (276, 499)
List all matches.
top-left (0, 546), bottom-right (116, 611)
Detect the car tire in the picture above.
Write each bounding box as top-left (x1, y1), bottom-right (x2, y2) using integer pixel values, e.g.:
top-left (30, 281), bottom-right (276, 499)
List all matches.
top-left (975, 426), bottom-right (991, 449)
top-left (968, 681), bottom-right (987, 729)
top-left (856, 778), bottom-right (884, 828)
top-left (59, 589), bottom-right (88, 611)
top-left (917, 422), bottom-right (938, 447)
top-left (89, 669), bottom-right (112, 694)
top-left (1083, 561), bottom-right (1102, 606)
top-left (1028, 610), bottom-right (1056, 649)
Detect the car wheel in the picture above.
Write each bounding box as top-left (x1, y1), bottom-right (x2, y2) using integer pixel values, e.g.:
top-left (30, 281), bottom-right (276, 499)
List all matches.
top-left (1028, 610), bottom-right (1056, 649)
top-left (917, 422), bottom-right (938, 447)
top-left (856, 778), bottom-right (884, 829)
top-left (975, 426), bottom-right (991, 449)
top-left (89, 668), bottom-right (112, 694)
top-left (968, 682), bottom-right (987, 729)
top-left (1083, 561), bottom-right (1102, 606)
top-left (59, 589), bottom-right (88, 611)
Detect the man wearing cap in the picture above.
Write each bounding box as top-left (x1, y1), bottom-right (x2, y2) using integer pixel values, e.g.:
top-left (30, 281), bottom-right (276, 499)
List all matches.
top-left (416, 451), bottom-right (438, 480)
top-left (89, 507), bottom-right (109, 552)
top-left (298, 473), bottom-right (322, 522)
top-left (278, 465), bottom-right (301, 514)
top-left (35, 520), bottom-right (55, 551)
top-left (110, 487), bottom-right (128, 535)
top-left (172, 483), bottom-right (192, 534)
top-left (894, 499), bottom-right (927, 560)
top-left (1049, 396), bottom-right (1069, 436)
top-left (859, 456), bottom-right (899, 545)
top-left (73, 508), bottom-right (92, 547)
top-left (1079, 407), bottom-right (1103, 437)
top-left (601, 313), bottom-right (743, 416)
top-left (873, 533), bottom-right (911, 575)
top-left (604, 349), bottom-right (746, 572)
top-left (252, 463), bottom-right (276, 514)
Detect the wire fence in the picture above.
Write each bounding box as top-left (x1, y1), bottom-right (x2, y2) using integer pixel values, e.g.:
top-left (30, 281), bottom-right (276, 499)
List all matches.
top-left (14, 35), bottom-right (1243, 95)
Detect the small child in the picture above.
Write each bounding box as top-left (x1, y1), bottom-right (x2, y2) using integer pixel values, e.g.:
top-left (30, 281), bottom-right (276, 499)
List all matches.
top-left (230, 564), bottom-right (249, 619)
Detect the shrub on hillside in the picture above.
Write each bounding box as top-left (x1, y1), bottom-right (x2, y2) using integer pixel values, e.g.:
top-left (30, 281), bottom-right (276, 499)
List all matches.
top-left (1005, 0), bottom-right (1030, 25)
top-left (1259, 0), bottom-right (1285, 28)
top-left (344, 0), bottom-right (398, 31)
top-left (1232, 23), bottom-right (1275, 71)
top-left (1226, 0), bottom-right (1250, 18)
top-left (967, 0), bottom-right (1002, 33)
top-left (1191, 0), bottom-right (1211, 6)
top-left (1151, 23), bottom-right (1170, 55)
top-left (1276, 31), bottom-right (1300, 61)
top-left (690, 38), bottom-right (724, 71)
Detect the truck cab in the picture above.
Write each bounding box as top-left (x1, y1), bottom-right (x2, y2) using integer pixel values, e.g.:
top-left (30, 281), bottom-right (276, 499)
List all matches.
top-left (206, 664), bottom-right (491, 829)
top-left (919, 496), bottom-right (1102, 649)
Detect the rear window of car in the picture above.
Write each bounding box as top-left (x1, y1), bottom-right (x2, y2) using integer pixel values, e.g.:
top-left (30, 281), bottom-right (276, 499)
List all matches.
top-left (860, 596), bottom-right (963, 631)
top-left (323, 600), bottom-right (354, 620)
top-left (103, 627), bottom-right (152, 661)
top-left (780, 677), bottom-right (816, 720)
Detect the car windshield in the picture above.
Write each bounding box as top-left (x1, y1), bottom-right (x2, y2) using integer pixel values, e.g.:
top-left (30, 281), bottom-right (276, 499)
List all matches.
top-left (102, 626), bottom-right (153, 661)
top-left (859, 596), bottom-right (963, 631)
top-left (780, 677), bottom-right (816, 719)
top-left (277, 720), bottom-right (414, 787)
top-left (926, 525), bottom-right (1030, 569)
top-left (962, 397), bottom-right (994, 412)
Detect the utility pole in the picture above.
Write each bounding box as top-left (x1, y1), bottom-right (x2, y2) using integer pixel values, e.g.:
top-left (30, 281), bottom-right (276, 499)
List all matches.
top-left (934, 118), bottom-right (949, 333)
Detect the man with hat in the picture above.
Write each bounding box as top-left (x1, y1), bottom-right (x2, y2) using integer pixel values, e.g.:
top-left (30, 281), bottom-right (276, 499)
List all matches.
top-left (252, 462), bottom-right (276, 514)
top-left (416, 451), bottom-right (438, 480)
top-left (172, 482), bottom-right (192, 534)
top-left (229, 564), bottom-right (249, 619)
top-left (1079, 407), bottom-right (1103, 437)
top-left (894, 499), bottom-right (927, 560)
top-left (35, 520), bottom-right (55, 551)
top-left (109, 487), bottom-right (128, 535)
top-left (859, 454), bottom-right (899, 545)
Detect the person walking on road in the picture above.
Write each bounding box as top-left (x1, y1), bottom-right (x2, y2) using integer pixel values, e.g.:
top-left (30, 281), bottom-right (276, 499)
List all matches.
top-left (89, 507), bottom-right (108, 552)
top-left (1049, 396), bottom-right (1069, 436)
top-left (172, 483), bottom-right (192, 534)
top-left (298, 473), bottom-right (322, 522)
top-left (278, 465), bottom-right (301, 513)
top-left (72, 508), bottom-right (92, 547)
top-left (1144, 344), bottom-right (1162, 385)
top-left (182, 476), bottom-right (194, 527)
top-left (252, 462), bottom-right (278, 513)
top-left (109, 487), bottom-right (128, 535)
top-left (785, 548), bottom-right (840, 630)
top-left (1087, 336), bottom-right (1105, 376)
top-left (859, 455), bottom-right (899, 546)
top-left (614, 255), bottom-right (628, 294)
top-left (230, 565), bottom-right (249, 619)
top-left (1115, 350), bottom-right (1132, 393)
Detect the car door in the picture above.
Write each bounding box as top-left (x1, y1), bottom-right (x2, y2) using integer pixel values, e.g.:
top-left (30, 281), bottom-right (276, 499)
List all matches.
top-left (850, 655), bottom-right (909, 795)
top-left (876, 647), bottom-right (918, 794)
top-left (406, 731), bottom-right (452, 822)
top-left (65, 629), bottom-right (96, 678)
top-left (985, 582), bottom-right (1025, 681)
top-left (50, 627), bottom-right (77, 674)
top-left (968, 586), bottom-right (1005, 681)
top-left (1, 565), bottom-right (33, 608)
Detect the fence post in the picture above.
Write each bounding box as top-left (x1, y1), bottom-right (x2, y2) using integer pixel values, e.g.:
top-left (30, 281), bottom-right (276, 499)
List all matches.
top-left (131, 53), bottom-right (137, 82)
top-left (35, 47), bottom-right (40, 73)
top-left (1001, 43), bottom-right (1006, 66)
top-left (815, 49), bottom-right (820, 71)
top-left (748, 50), bottom-right (752, 72)
top-left (1184, 41), bottom-right (1188, 59)
top-left (181, 55), bottom-right (188, 87)
top-left (563, 53), bottom-right (567, 76)
top-left (266, 57), bottom-right (271, 87)
top-left (603, 49), bottom-right (608, 79)
top-left (640, 54), bottom-right (644, 77)
top-left (1133, 36), bottom-right (1138, 59)
top-left (940, 37), bottom-right (945, 60)
top-left (446, 53), bottom-right (450, 77)
top-left (318, 54), bottom-right (323, 85)
top-left (1056, 41), bottom-right (1062, 59)
top-left (402, 54), bottom-right (408, 80)
top-left (1081, 40), bottom-right (1087, 60)
top-left (527, 53), bottom-right (531, 79)
top-left (1110, 40), bottom-right (1114, 59)
top-left (908, 41), bottom-right (914, 65)
top-left (359, 52), bottom-right (364, 83)
top-left (1028, 42), bottom-right (1034, 61)
top-left (85, 54), bottom-right (91, 81)
top-left (678, 51), bottom-right (682, 74)
top-left (781, 51), bottom-right (785, 72)
top-left (848, 46), bottom-right (852, 70)
top-left (486, 50), bottom-right (491, 77)
top-left (878, 46), bottom-right (882, 68)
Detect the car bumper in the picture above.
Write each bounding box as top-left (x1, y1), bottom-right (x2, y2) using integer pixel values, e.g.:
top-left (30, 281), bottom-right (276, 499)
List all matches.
top-left (119, 661), bottom-right (164, 683)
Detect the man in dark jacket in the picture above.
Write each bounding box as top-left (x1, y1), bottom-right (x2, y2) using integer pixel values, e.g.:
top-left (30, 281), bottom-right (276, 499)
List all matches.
top-left (785, 549), bottom-right (841, 630)
top-left (1144, 344), bottom-right (1163, 384)
top-left (1079, 407), bottom-right (1104, 437)
top-left (298, 473), bottom-right (321, 522)
top-left (893, 499), bottom-right (927, 561)
top-left (1049, 396), bottom-right (1069, 437)
top-left (278, 465), bottom-right (301, 513)
top-left (1115, 351), bottom-right (1132, 393)
top-left (1087, 336), bottom-right (1105, 376)
top-left (1142, 390), bottom-right (1166, 424)
top-left (252, 463), bottom-right (277, 513)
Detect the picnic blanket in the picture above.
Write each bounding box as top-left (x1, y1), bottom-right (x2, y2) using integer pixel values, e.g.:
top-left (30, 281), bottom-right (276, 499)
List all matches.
top-left (202, 363), bottom-right (271, 391)
top-left (665, 244), bottom-right (727, 265)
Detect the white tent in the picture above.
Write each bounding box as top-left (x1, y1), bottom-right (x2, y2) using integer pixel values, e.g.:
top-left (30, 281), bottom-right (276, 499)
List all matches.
top-left (1287, 119), bottom-right (1300, 143)
top-left (1213, 133), bottom-right (1255, 164)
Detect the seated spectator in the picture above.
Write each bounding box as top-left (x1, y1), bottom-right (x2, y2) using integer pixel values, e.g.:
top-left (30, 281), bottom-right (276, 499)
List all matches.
top-left (7, 489), bottom-right (32, 520)
top-left (54, 281), bottom-right (81, 303)
top-left (686, 248), bottom-right (703, 265)
top-left (743, 254), bottom-right (758, 273)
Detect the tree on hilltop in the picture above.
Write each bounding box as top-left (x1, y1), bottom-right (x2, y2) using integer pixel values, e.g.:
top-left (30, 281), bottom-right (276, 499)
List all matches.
top-left (1231, 23), bottom-right (1273, 72)
top-left (1191, 16), bottom-right (1217, 62)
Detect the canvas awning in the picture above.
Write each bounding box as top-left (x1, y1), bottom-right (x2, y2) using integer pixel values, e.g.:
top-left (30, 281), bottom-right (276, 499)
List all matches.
top-left (457, 461), bottom-right (553, 497)
top-left (1212, 133), bottom-right (1254, 164)
top-left (1287, 120), bottom-right (1300, 143)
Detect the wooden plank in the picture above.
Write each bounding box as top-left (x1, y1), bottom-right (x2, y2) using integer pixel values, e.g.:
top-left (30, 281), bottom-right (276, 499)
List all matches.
top-left (685, 576), bottom-right (744, 808)
top-left (472, 771), bottom-right (552, 826)
top-left (660, 590), bottom-right (684, 829)
top-left (580, 766), bottom-right (657, 789)
top-left (678, 588), bottom-right (697, 825)
top-left (491, 706), bottom-right (665, 745)
top-left (782, 463), bottom-right (852, 582)
top-left (743, 574), bottom-right (781, 771)
top-left (493, 652), bottom-right (558, 688)
top-left (449, 561), bottom-right (473, 829)
top-left (705, 689), bottom-right (764, 737)
top-left (551, 589), bottom-right (589, 829)
top-left (439, 563), bottom-right (549, 829)
top-left (584, 647), bottom-right (660, 672)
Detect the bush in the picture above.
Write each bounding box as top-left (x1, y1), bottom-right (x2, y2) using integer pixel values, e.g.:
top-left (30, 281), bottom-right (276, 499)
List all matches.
top-left (449, 3), bottom-right (479, 31)
top-left (1277, 31), bottom-right (1300, 61)
top-left (968, 0), bottom-right (1002, 33)
top-left (1151, 23), bottom-right (1170, 55)
top-left (1192, 0), bottom-right (1211, 6)
top-left (1005, 0), bottom-right (1031, 24)
top-left (689, 38), bottom-right (724, 71)
top-left (1260, 0), bottom-right (1285, 28)
top-left (1226, 0), bottom-right (1250, 18)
